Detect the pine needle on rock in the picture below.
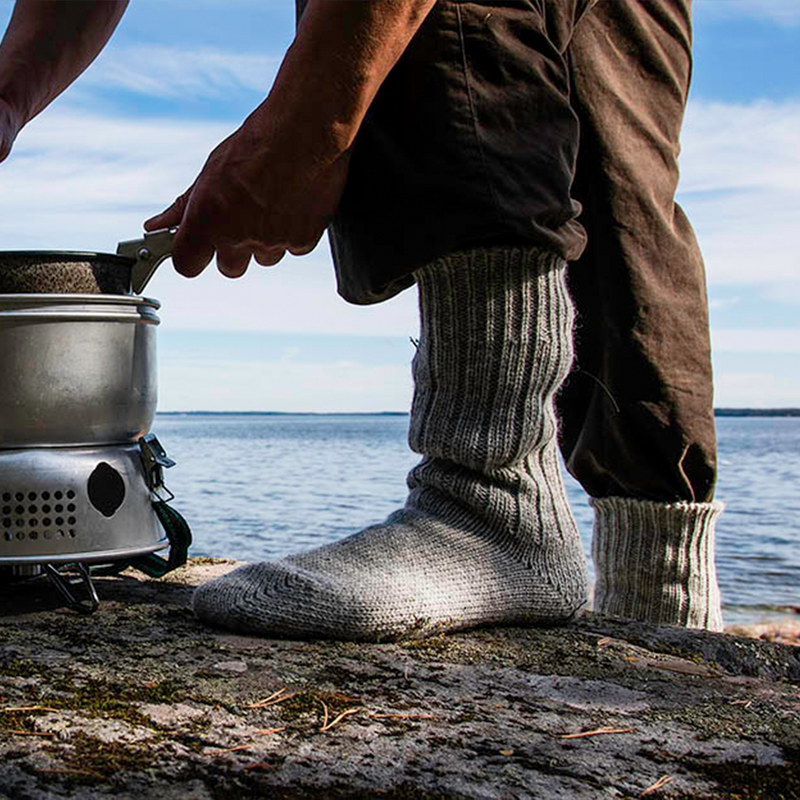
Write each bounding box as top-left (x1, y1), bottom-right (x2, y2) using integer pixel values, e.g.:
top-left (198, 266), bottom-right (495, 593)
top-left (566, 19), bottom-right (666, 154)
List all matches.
top-left (558, 727), bottom-right (636, 740)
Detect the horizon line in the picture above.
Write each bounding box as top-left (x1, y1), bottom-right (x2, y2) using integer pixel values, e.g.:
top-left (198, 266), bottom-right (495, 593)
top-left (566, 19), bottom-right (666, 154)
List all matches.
top-left (155, 408), bottom-right (800, 417)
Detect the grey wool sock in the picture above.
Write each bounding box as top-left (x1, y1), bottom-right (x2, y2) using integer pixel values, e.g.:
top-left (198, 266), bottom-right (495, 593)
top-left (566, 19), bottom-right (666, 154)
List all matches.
top-left (591, 497), bottom-right (724, 631)
top-left (193, 247), bottom-right (590, 641)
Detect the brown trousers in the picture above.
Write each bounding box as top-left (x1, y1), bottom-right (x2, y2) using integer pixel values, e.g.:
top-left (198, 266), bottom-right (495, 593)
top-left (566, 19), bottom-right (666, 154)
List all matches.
top-left (309, 0), bottom-right (718, 504)
top-left (556, 0), bottom-right (718, 503)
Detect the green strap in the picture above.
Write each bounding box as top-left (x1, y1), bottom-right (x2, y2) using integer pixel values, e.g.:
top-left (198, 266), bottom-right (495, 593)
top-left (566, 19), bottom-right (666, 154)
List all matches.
top-left (129, 501), bottom-right (193, 578)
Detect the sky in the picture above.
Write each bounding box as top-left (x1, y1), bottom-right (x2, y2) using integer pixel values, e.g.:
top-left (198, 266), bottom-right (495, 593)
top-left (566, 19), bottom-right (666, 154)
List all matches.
top-left (0, 0), bottom-right (798, 412)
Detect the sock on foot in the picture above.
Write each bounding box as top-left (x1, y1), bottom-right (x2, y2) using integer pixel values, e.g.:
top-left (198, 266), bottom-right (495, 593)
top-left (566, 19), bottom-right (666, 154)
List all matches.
top-left (193, 247), bottom-right (589, 640)
top-left (591, 496), bottom-right (724, 631)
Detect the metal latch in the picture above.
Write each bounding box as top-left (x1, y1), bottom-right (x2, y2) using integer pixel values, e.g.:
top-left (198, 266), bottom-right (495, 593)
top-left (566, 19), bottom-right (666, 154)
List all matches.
top-left (117, 227), bottom-right (177, 294)
top-left (139, 434), bottom-right (176, 494)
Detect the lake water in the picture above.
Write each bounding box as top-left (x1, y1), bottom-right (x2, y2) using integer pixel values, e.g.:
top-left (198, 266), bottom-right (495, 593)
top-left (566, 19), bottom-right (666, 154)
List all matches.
top-left (151, 413), bottom-right (799, 627)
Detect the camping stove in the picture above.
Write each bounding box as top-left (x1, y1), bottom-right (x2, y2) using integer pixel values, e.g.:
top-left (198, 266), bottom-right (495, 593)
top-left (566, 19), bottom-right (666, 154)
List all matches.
top-left (0, 230), bottom-right (190, 612)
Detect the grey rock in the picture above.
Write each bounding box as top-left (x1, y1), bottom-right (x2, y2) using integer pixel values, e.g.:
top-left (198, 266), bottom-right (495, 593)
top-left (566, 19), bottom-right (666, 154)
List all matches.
top-left (0, 558), bottom-right (798, 799)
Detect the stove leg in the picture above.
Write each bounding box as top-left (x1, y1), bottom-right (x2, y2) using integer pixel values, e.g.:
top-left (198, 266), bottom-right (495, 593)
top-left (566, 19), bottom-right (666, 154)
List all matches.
top-left (44, 563), bottom-right (99, 614)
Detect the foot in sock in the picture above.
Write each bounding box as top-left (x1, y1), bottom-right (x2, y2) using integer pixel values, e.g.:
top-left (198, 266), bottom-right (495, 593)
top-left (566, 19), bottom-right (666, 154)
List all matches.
top-left (193, 464), bottom-right (589, 640)
top-left (193, 247), bottom-right (590, 641)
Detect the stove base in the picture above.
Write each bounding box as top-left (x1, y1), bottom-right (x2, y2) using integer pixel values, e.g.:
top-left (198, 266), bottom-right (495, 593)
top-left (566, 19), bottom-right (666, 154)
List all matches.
top-left (0, 443), bottom-right (168, 566)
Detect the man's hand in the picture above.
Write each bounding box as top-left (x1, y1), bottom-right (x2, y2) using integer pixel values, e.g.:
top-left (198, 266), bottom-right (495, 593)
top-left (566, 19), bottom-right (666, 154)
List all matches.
top-left (145, 0), bottom-right (435, 279)
top-left (145, 104), bottom-right (352, 277)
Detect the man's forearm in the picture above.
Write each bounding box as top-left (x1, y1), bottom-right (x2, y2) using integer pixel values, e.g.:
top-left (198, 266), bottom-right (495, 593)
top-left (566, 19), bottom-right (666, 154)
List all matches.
top-left (144, 0), bottom-right (438, 276)
top-left (265, 0), bottom-right (437, 161)
top-left (0, 0), bottom-right (127, 127)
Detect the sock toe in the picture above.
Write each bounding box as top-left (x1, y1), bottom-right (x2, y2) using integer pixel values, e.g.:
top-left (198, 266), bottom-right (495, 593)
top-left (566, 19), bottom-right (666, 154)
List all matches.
top-left (192, 560), bottom-right (411, 640)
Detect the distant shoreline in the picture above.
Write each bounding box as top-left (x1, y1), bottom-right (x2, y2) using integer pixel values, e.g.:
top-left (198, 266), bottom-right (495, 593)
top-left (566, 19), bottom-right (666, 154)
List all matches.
top-left (156, 409), bottom-right (800, 417)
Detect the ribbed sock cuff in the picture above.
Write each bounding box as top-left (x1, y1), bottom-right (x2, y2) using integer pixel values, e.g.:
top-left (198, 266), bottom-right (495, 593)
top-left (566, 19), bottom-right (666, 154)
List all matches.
top-left (410, 245), bottom-right (573, 470)
top-left (591, 497), bottom-right (724, 631)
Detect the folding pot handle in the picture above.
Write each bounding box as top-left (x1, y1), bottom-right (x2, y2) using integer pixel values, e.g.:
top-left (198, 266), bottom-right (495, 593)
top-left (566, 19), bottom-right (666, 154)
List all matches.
top-left (117, 227), bottom-right (177, 294)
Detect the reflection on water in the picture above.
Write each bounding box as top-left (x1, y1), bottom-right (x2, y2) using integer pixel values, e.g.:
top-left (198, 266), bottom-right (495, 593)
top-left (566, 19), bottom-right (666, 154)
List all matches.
top-left (152, 414), bottom-right (799, 626)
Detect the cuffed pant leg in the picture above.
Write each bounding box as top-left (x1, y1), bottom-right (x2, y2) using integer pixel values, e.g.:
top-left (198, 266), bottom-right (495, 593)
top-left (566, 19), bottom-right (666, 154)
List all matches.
top-left (558, 0), bottom-right (717, 503)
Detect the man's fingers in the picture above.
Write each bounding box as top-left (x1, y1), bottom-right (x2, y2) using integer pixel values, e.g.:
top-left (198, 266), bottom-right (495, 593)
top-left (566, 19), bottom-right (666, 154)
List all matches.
top-left (144, 190), bottom-right (192, 232)
top-left (144, 206), bottom-right (180, 232)
top-left (216, 246), bottom-right (251, 278)
top-left (253, 246), bottom-right (287, 267)
top-left (170, 221), bottom-right (215, 278)
top-left (286, 242), bottom-right (318, 257)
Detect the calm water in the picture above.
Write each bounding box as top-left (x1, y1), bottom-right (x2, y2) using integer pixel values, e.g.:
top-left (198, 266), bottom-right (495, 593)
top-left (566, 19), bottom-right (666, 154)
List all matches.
top-left (151, 413), bottom-right (799, 626)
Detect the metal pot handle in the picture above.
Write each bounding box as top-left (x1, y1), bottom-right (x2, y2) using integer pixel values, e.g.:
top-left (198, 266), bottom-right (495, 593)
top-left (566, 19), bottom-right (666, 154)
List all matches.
top-left (117, 227), bottom-right (177, 294)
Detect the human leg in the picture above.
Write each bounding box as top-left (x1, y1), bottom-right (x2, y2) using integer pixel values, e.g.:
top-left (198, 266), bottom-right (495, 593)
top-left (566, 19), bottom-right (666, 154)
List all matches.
top-left (560, 0), bottom-right (722, 629)
top-left (193, 247), bottom-right (589, 640)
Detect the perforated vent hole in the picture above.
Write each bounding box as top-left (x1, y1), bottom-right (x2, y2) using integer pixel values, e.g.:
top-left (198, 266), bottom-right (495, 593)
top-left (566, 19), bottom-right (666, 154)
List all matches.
top-left (0, 487), bottom-right (80, 544)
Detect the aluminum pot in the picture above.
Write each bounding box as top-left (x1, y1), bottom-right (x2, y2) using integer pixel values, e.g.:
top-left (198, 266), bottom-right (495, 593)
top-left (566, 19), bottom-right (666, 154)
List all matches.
top-left (0, 294), bottom-right (159, 448)
top-left (0, 229), bottom-right (175, 448)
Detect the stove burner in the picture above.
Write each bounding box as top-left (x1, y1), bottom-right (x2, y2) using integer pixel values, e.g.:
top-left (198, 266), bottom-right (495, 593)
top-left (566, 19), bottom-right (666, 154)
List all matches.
top-left (0, 234), bottom-right (188, 614)
top-left (0, 437), bottom-right (191, 613)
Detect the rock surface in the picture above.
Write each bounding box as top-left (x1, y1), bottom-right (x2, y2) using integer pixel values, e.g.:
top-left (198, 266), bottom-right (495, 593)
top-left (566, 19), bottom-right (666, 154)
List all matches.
top-left (1, 558), bottom-right (798, 799)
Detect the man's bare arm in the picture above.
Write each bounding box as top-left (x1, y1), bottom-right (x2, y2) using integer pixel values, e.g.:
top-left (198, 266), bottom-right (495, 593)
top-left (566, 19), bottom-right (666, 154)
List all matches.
top-left (0, 0), bottom-right (128, 161)
top-left (145, 0), bottom-right (437, 279)
top-left (274, 0), bottom-right (438, 161)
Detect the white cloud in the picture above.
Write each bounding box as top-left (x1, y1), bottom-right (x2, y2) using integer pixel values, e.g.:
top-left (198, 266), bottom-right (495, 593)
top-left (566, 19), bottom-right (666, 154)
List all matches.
top-left (3, 75), bottom-right (800, 412)
top-left (81, 45), bottom-right (280, 101)
top-left (713, 371), bottom-right (800, 408)
top-left (761, 280), bottom-right (800, 306)
top-left (158, 356), bottom-right (413, 413)
top-left (711, 328), bottom-right (800, 352)
top-left (679, 100), bottom-right (800, 195)
top-left (1, 103), bottom-right (421, 337)
top-left (678, 99), bottom-right (800, 284)
top-left (2, 107), bottom-right (231, 250)
top-left (7, 96), bottom-right (798, 291)
top-left (151, 253), bottom-right (420, 337)
top-left (695, 0), bottom-right (800, 26)
top-left (708, 296), bottom-right (741, 310)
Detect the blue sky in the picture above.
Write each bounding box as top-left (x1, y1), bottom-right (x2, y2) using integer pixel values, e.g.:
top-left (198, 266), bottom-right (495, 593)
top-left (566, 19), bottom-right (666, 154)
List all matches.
top-left (0, 0), bottom-right (798, 411)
